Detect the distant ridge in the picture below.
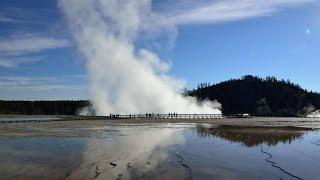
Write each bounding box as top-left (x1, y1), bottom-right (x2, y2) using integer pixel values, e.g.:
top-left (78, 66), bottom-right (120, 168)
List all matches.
top-left (188, 75), bottom-right (320, 117)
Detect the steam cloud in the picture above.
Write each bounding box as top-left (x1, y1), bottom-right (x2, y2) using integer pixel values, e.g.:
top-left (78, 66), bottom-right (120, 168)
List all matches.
top-left (59, 0), bottom-right (221, 115)
top-left (307, 110), bottom-right (320, 118)
top-left (303, 105), bottom-right (320, 118)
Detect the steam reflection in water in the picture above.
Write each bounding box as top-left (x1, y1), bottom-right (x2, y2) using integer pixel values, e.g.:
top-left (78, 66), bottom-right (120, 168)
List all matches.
top-left (68, 124), bottom-right (187, 179)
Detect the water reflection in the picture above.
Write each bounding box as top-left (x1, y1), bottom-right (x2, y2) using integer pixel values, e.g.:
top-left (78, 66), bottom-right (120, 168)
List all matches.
top-left (67, 124), bottom-right (187, 179)
top-left (1, 123), bottom-right (320, 180)
top-left (196, 125), bottom-right (310, 147)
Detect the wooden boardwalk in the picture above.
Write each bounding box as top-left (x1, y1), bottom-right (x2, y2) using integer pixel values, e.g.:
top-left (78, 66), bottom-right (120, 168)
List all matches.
top-left (111, 113), bottom-right (223, 119)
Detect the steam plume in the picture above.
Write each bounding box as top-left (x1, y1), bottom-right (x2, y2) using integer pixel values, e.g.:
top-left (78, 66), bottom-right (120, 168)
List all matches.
top-left (303, 105), bottom-right (320, 118)
top-left (307, 110), bottom-right (320, 118)
top-left (59, 0), bottom-right (221, 115)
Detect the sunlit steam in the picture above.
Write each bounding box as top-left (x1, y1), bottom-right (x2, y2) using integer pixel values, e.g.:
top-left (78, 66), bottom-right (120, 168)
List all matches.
top-left (307, 110), bottom-right (320, 118)
top-left (303, 105), bottom-right (320, 118)
top-left (59, 0), bottom-right (221, 115)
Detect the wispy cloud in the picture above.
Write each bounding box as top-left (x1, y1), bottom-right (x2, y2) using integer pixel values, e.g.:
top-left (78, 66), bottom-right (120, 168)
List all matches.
top-left (0, 35), bottom-right (71, 54)
top-left (156, 0), bottom-right (316, 25)
top-left (0, 76), bottom-right (58, 88)
top-left (0, 7), bottom-right (60, 24)
top-left (0, 17), bottom-right (16, 23)
top-left (0, 76), bottom-right (88, 100)
top-left (0, 76), bottom-right (84, 91)
top-left (136, 0), bottom-right (316, 52)
top-left (0, 34), bottom-right (71, 68)
top-left (0, 56), bottom-right (43, 68)
top-left (0, 5), bottom-right (71, 67)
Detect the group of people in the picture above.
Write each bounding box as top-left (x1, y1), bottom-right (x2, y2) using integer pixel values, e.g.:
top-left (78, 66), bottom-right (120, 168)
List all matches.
top-left (168, 113), bottom-right (178, 117)
top-left (109, 114), bottom-right (120, 118)
top-left (144, 113), bottom-right (179, 118)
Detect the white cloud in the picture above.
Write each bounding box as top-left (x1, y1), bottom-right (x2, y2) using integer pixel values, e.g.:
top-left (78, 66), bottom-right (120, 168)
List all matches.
top-left (0, 76), bottom-right (87, 90)
top-left (0, 35), bottom-right (71, 54)
top-left (154, 0), bottom-right (316, 25)
top-left (0, 76), bottom-right (58, 88)
top-left (0, 56), bottom-right (43, 68)
top-left (0, 76), bottom-right (88, 100)
top-left (0, 7), bottom-right (60, 25)
top-left (0, 17), bottom-right (16, 23)
top-left (0, 34), bottom-right (71, 68)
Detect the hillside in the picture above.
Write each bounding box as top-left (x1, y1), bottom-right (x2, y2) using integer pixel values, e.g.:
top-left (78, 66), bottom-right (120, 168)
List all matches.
top-left (188, 75), bottom-right (320, 117)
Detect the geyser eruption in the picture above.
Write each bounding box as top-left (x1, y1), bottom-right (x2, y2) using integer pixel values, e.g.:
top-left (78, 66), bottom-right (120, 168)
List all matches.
top-left (303, 105), bottom-right (320, 118)
top-left (59, 0), bottom-right (221, 115)
top-left (307, 110), bottom-right (320, 118)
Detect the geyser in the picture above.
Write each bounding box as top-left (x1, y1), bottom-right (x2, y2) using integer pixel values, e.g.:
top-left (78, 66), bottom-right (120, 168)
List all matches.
top-left (59, 0), bottom-right (221, 115)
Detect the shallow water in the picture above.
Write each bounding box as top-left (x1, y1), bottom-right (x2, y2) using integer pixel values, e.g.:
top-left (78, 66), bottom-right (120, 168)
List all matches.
top-left (0, 115), bottom-right (61, 122)
top-left (0, 123), bottom-right (319, 180)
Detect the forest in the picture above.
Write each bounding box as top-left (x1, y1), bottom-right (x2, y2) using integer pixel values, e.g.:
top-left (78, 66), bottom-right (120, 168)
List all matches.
top-left (0, 100), bottom-right (89, 115)
top-left (188, 75), bottom-right (320, 117)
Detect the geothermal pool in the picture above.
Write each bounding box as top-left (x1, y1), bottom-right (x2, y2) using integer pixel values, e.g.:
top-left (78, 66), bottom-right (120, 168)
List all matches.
top-left (0, 120), bottom-right (319, 180)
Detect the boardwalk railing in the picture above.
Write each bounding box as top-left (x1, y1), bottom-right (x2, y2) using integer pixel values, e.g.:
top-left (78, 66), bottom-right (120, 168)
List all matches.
top-left (110, 113), bottom-right (223, 119)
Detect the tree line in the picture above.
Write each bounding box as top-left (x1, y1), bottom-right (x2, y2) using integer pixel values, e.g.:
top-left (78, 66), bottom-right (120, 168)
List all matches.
top-left (0, 100), bottom-right (89, 115)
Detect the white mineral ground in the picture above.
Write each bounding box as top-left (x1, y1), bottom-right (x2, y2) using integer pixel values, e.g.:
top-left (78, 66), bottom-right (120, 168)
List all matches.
top-left (1, 117), bottom-right (320, 136)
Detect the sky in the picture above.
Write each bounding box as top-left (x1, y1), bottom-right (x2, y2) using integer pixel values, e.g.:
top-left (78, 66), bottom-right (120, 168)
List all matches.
top-left (0, 0), bottom-right (319, 100)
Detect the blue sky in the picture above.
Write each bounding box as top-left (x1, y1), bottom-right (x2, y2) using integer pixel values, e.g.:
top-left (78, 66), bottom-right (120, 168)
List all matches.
top-left (0, 0), bottom-right (319, 100)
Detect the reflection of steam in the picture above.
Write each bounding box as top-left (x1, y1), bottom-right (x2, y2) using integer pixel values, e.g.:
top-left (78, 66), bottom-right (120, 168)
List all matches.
top-left (67, 125), bottom-right (185, 179)
top-left (196, 125), bottom-right (309, 147)
top-left (59, 0), bottom-right (221, 115)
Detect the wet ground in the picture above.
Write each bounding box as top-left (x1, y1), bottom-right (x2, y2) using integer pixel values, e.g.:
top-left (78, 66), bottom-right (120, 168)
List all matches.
top-left (0, 118), bottom-right (320, 180)
top-left (0, 115), bottom-right (63, 122)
